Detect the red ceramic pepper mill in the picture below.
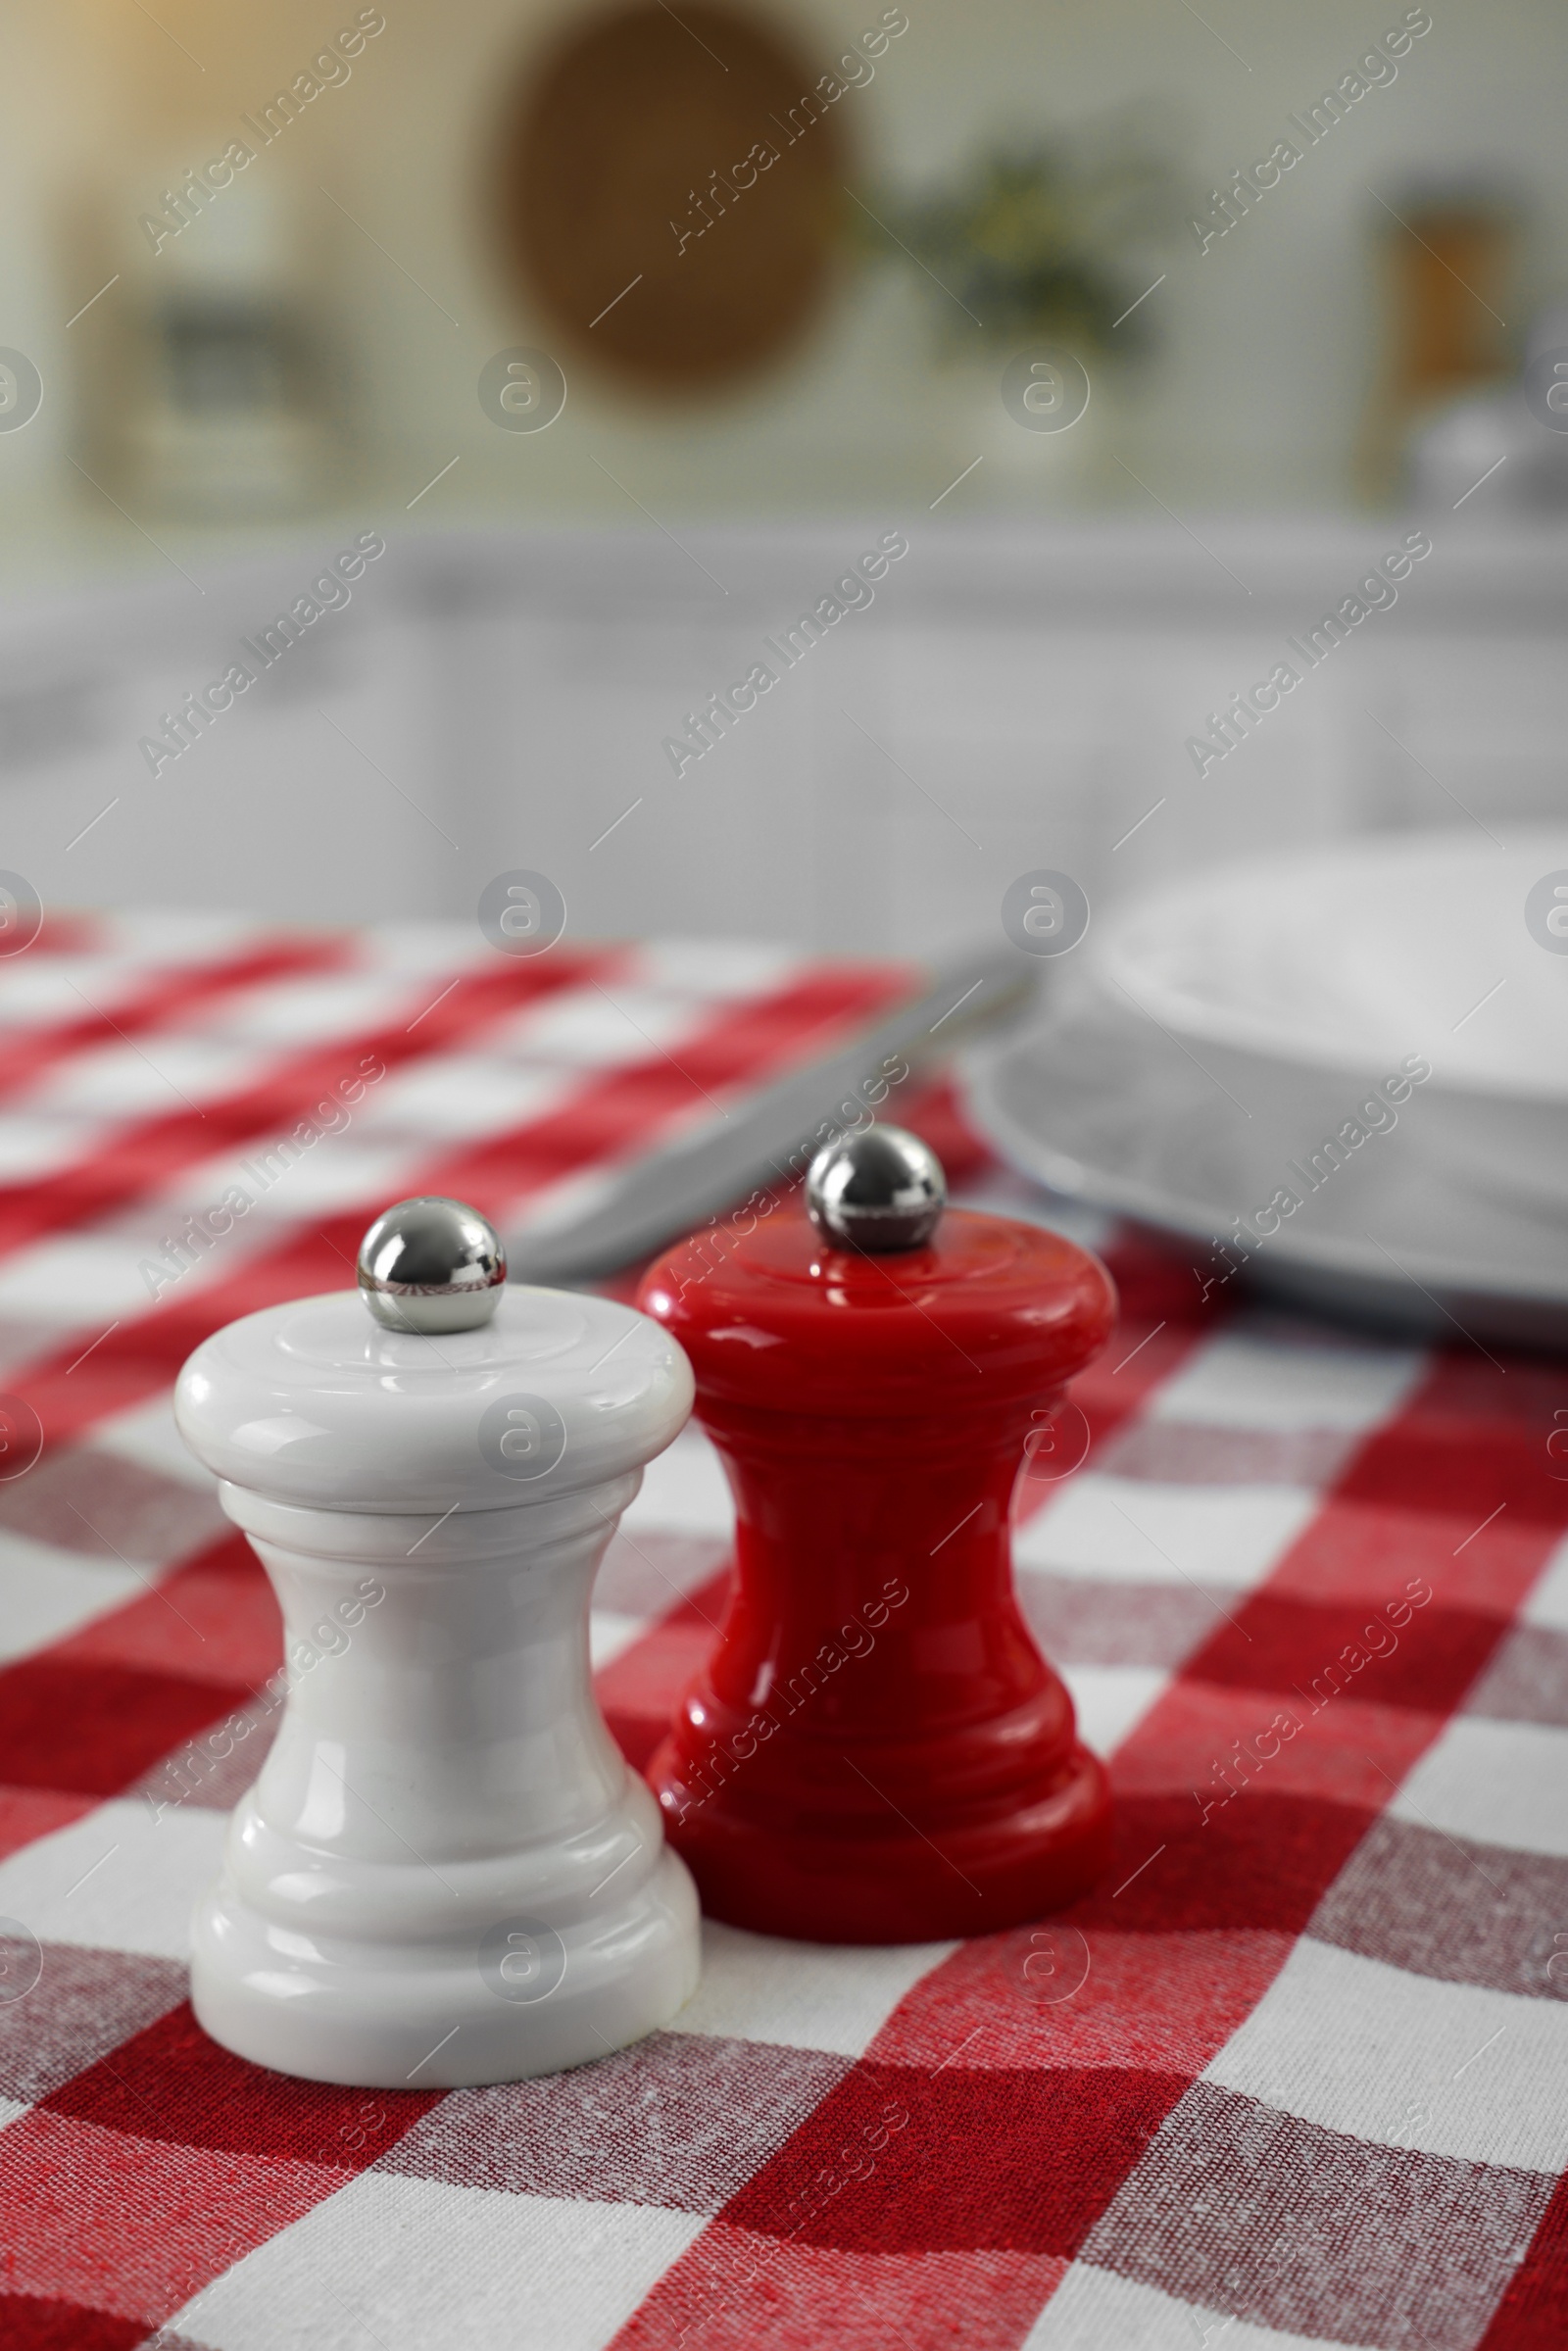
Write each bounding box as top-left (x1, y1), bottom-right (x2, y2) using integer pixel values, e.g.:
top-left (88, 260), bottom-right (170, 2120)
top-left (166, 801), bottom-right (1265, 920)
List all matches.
top-left (636, 1125), bottom-right (1116, 1943)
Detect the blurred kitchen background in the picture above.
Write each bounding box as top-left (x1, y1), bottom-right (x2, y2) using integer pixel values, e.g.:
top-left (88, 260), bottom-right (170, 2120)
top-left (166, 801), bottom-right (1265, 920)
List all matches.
top-left (1, 0), bottom-right (1565, 949)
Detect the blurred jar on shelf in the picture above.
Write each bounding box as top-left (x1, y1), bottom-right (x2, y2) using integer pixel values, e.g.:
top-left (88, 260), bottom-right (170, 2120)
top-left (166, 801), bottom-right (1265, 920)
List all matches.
top-left (83, 171), bottom-right (333, 519)
top-left (1360, 187), bottom-right (1568, 519)
top-left (1406, 303), bottom-right (1568, 520)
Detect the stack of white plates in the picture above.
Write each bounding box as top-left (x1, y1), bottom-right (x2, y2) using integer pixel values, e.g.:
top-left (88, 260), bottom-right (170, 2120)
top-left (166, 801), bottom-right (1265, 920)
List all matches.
top-left (965, 829), bottom-right (1568, 1347)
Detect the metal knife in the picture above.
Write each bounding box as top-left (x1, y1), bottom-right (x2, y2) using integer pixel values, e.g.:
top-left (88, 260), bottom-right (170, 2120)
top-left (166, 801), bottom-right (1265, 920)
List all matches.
top-left (507, 945), bottom-right (1032, 1284)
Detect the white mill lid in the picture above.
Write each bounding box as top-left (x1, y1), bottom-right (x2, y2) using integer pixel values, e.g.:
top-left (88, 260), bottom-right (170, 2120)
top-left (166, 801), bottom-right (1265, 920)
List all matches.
top-left (174, 1283), bottom-right (694, 1515)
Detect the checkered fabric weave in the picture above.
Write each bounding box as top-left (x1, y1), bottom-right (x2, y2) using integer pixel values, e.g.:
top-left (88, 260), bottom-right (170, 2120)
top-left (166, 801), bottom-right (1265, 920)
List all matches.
top-left (0, 913), bottom-right (1560, 2351)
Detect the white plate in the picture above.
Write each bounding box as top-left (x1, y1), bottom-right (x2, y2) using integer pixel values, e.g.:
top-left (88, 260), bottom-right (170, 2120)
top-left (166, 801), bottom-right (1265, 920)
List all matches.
top-left (964, 1002), bottom-right (1568, 1353)
top-left (1090, 826), bottom-right (1568, 1099)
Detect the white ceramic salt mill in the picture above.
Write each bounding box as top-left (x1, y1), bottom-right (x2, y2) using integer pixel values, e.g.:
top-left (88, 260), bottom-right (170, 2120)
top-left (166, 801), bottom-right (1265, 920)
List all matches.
top-left (174, 1196), bottom-right (701, 2087)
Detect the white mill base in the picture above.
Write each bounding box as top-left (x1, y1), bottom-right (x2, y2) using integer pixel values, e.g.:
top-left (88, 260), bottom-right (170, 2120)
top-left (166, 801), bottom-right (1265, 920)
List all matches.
top-left (186, 1466), bottom-right (700, 2088)
top-left (191, 1838), bottom-right (698, 2088)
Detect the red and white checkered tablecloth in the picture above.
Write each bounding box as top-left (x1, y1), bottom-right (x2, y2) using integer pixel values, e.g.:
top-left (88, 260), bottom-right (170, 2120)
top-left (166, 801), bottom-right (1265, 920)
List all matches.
top-left (0, 912), bottom-right (1562, 2351)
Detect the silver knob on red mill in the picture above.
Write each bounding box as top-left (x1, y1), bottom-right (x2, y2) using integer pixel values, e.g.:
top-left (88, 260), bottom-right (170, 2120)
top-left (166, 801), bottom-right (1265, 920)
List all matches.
top-left (357, 1195), bottom-right (507, 1332)
top-left (805, 1125), bottom-right (947, 1251)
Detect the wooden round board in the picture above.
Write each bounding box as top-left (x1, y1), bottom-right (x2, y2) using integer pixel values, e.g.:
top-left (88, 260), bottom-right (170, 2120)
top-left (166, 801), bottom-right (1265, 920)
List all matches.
top-left (492, 1), bottom-right (847, 394)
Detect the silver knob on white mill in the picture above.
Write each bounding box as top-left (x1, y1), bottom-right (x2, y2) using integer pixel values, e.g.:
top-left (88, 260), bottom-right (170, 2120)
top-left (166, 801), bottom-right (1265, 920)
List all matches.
top-left (805, 1126), bottom-right (947, 1252)
top-left (357, 1195), bottom-right (507, 1332)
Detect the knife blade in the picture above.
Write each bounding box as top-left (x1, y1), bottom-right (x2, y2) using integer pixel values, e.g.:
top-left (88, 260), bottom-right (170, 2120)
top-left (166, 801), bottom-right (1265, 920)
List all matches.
top-left (506, 946), bottom-right (1032, 1285)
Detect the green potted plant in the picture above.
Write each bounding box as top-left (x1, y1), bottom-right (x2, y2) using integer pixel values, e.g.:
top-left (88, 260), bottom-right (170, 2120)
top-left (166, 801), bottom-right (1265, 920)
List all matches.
top-left (858, 133), bottom-right (1180, 492)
